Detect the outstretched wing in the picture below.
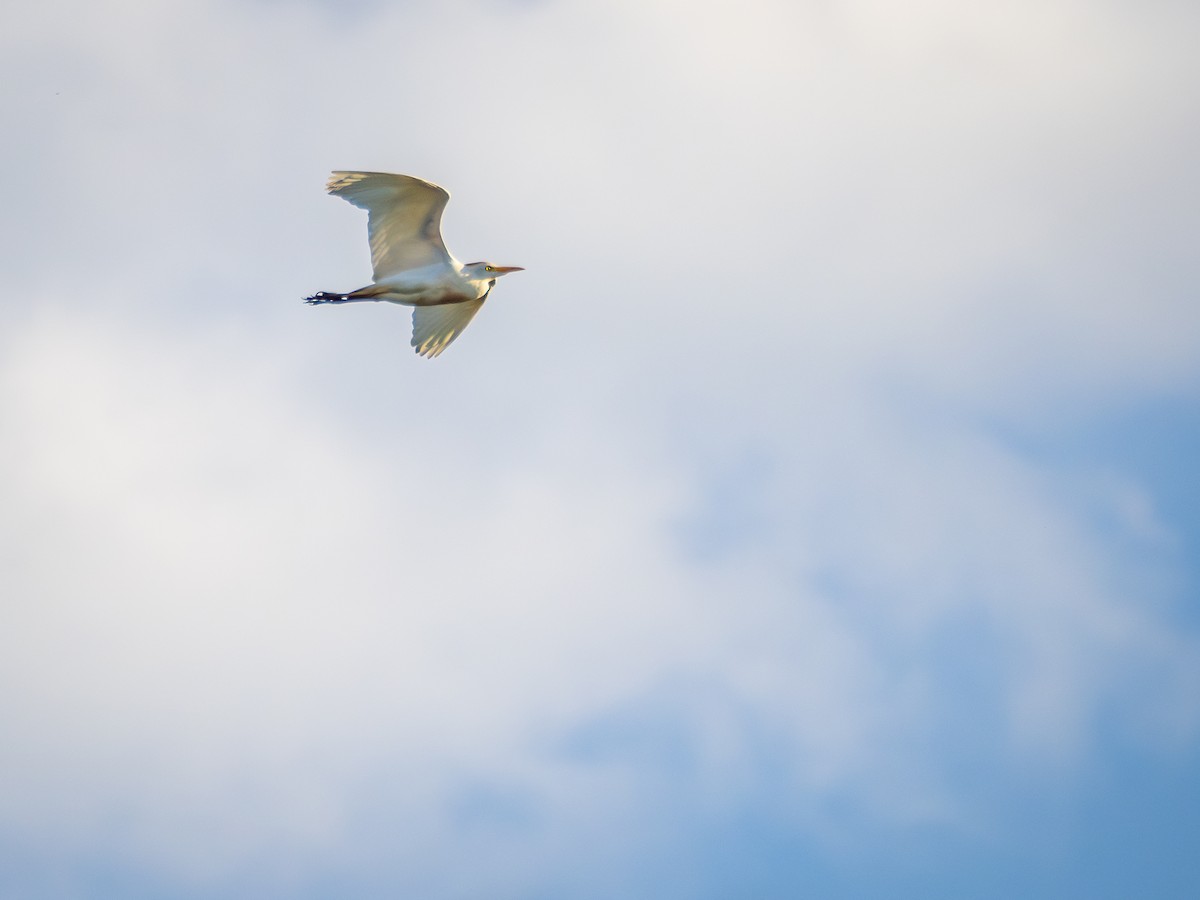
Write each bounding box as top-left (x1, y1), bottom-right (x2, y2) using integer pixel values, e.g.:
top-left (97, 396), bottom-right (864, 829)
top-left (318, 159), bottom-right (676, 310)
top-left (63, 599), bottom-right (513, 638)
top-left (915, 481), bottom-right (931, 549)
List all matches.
top-left (326, 171), bottom-right (453, 279)
top-left (411, 300), bottom-right (485, 358)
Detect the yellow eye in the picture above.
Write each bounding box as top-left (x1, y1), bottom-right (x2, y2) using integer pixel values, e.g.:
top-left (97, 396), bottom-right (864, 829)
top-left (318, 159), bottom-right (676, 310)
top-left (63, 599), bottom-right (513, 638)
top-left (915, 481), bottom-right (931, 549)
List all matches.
top-left (485, 265), bottom-right (494, 271)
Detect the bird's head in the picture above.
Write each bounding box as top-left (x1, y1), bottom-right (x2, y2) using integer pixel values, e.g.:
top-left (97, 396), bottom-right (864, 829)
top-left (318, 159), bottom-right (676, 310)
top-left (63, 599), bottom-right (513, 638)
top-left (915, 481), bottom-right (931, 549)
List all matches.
top-left (462, 261), bottom-right (524, 283)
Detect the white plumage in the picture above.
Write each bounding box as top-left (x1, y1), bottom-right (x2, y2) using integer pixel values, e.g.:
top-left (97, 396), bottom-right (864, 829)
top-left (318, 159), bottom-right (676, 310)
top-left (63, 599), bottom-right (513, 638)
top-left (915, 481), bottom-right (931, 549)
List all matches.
top-left (306, 171), bottom-right (523, 358)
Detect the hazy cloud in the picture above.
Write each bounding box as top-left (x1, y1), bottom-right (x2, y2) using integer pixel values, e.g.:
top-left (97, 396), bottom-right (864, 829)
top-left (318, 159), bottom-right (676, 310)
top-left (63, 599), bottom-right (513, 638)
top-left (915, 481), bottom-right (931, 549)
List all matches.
top-left (1, 0), bottom-right (1198, 895)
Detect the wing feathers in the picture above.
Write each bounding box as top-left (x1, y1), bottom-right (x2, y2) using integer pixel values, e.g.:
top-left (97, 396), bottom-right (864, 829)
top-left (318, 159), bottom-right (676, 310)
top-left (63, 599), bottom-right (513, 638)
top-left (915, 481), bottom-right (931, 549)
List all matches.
top-left (326, 171), bottom-right (453, 279)
top-left (410, 300), bottom-right (485, 358)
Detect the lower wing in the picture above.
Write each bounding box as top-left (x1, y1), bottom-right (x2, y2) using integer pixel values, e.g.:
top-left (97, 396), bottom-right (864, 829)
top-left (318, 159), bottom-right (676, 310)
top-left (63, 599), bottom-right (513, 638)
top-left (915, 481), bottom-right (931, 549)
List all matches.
top-left (410, 299), bottom-right (486, 358)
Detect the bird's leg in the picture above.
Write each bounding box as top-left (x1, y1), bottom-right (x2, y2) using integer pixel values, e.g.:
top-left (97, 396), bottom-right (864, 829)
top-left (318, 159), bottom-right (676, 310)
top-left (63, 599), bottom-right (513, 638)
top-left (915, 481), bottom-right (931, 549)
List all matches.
top-left (304, 285), bottom-right (392, 305)
top-left (305, 291), bottom-right (360, 305)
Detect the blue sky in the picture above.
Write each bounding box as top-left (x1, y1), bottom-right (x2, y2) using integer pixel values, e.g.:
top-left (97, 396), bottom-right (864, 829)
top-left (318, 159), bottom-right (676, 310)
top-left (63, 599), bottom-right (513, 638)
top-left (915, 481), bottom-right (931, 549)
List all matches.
top-left (1, 0), bottom-right (1198, 897)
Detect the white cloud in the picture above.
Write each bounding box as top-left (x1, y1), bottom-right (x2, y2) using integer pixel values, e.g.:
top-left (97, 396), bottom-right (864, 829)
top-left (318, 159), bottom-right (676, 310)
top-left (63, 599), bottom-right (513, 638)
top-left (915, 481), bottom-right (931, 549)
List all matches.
top-left (1, 0), bottom-right (1198, 894)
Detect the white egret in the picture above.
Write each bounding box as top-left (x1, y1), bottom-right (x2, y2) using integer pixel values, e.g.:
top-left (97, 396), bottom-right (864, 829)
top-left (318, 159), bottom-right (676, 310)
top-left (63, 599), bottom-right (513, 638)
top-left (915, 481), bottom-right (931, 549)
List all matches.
top-left (305, 171), bottom-right (523, 358)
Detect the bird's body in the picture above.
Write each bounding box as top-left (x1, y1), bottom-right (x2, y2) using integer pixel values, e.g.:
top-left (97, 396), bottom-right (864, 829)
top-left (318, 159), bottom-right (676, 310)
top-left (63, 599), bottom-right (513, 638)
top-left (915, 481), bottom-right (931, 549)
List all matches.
top-left (305, 171), bottom-right (523, 357)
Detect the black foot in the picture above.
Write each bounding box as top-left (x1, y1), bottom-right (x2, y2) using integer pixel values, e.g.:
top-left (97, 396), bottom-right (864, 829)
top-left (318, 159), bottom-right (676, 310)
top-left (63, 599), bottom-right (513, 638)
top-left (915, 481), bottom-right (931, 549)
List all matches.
top-left (304, 291), bottom-right (348, 305)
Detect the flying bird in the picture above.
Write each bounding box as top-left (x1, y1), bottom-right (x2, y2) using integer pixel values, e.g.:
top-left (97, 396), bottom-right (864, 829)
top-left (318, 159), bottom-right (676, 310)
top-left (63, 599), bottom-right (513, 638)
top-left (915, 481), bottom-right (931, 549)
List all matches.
top-left (305, 171), bottom-right (523, 358)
